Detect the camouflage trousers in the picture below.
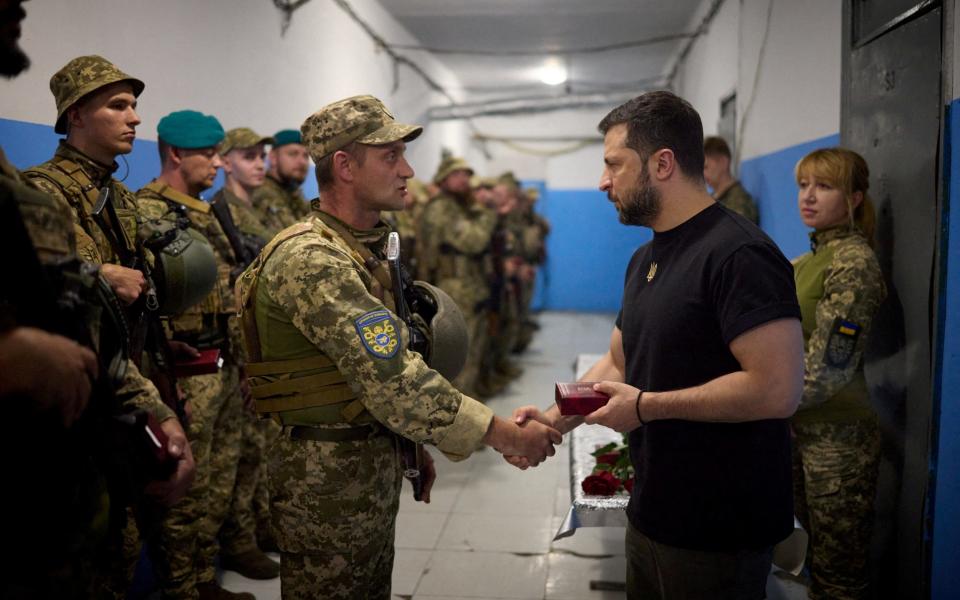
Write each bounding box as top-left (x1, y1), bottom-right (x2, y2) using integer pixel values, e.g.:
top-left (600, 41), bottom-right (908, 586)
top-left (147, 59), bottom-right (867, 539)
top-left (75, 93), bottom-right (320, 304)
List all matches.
top-left (792, 417), bottom-right (881, 600)
top-left (151, 365), bottom-right (244, 599)
top-left (452, 307), bottom-right (488, 398)
top-left (514, 279), bottom-right (537, 353)
top-left (221, 415), bottom-right (281, 555)
top-left (269, 427), bottom-right (402, 599)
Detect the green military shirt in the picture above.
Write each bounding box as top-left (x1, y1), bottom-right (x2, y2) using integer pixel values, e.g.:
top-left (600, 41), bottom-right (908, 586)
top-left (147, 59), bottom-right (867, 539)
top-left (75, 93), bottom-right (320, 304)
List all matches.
top-left (792, 226), bottom-right (885, 425)
top-left (251, 174), bottom-right (309, 233)
top-left (240, 213), bottom-right (493, 459)
top-left (716, 180), bottom-right (759, 225)
top-left (214, 187), bottom-right (276, 241)
top-left (24, 141), bottom-right (143, 265)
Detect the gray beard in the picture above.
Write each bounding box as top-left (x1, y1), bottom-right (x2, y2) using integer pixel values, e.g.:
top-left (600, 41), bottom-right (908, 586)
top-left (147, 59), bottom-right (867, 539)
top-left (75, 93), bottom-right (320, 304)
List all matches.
top-left (617, 168), bottom-right (661, 227)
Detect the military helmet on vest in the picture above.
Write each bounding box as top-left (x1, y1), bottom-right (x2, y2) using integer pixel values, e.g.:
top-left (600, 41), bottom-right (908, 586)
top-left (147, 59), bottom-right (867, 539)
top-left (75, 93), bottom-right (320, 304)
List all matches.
top-left (433, 156), bottom-right (474, 185)
top-left (139, 219), bottom-right (218, 316)
top-left (410, 281), bottom-right (468, 380)
top-left (300, 94), bottom-right (423, 162)
top-left (50, 55), bottom-right (145, 134)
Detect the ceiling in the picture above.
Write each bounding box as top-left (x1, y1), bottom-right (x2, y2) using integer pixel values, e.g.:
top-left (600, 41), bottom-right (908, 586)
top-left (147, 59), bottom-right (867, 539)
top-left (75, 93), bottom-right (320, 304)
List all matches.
top-left (381, 0), bottom-right (706, 103)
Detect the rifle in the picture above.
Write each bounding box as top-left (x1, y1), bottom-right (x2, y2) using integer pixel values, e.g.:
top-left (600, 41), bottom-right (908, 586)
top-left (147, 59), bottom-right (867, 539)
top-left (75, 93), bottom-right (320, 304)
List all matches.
top-left (90, 185), bottom-right (185, 423)
top-left (386, 231), bottom-right (428, 501)
top-left (209, 193), bottom-right (265, 279)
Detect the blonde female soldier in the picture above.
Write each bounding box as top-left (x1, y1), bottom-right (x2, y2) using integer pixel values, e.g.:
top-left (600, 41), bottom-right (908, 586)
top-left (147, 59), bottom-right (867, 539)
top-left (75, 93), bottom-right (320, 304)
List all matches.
top-left (791, 147), bottom-right (886, 600)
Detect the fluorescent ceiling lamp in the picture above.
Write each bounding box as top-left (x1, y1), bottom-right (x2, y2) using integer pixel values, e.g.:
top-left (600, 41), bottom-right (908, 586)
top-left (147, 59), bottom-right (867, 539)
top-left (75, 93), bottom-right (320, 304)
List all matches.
top-left (539, 58), bottom-right (567, 86)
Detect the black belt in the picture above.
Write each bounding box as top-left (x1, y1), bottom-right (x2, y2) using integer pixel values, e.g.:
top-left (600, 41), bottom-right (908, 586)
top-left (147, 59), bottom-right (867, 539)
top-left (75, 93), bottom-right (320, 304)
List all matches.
top-left (289, 424), bottom-right (385, 443)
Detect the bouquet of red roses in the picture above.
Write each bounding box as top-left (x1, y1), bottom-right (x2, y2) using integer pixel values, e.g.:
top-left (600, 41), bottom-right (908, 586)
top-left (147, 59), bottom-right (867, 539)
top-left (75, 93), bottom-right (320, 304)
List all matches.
top-left (581, 433), bottom-right (634, 496)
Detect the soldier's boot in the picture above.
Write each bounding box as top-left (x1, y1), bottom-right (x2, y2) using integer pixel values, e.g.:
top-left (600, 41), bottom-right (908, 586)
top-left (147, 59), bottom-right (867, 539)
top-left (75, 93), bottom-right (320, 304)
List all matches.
top-left (196, 582), bottom-right (256, 600)
top-left (219, 548), bottom-right (280, 580)
top-left (256, 523), bottom-right (279, 554)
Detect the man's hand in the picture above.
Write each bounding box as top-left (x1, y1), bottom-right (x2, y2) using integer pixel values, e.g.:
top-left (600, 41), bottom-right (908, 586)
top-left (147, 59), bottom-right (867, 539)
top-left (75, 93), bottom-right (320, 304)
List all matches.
top-left (583, 381), bottom-right (643, 432)
top-left (0, 327), bottom-right (98, 427)
top-left (484, 415), bottom-right (562, 468)
top-left (418, 448), bottom-right (437, 503)
top-left (144, 417), bottom-right (195, 506)
top-left (512, 405), bottom-right (557, 429)
top-left (100, 263), bottom-right (147, 305)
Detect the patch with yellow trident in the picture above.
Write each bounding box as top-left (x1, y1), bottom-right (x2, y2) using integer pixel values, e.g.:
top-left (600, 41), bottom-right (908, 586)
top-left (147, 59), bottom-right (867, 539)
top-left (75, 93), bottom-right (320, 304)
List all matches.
top-left (355, 309), bottom-right (401, 359)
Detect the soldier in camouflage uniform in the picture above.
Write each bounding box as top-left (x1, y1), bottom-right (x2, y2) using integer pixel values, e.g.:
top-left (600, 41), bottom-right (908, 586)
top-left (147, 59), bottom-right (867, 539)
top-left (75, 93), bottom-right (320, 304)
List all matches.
top-left (514, 187), bottom-right (549, 353)
top-left (137, 111), bottom-right (268, 599)
top-left (416, 156), bottom-right (497, 398)
top-left (20, 54), bottom-right (198, 599)
top-left (252, 129), bottom-right (311, 232)
top-left (234, 95), bottom-right (561, 599)
top-left (703, 136), bottom-right (759, 224)
top-left (790, 148), bottom-right (886, 600)
top-left (1, 33), bottom-right (193, 599)
top-left (215, 127), bottom-right (276, 241)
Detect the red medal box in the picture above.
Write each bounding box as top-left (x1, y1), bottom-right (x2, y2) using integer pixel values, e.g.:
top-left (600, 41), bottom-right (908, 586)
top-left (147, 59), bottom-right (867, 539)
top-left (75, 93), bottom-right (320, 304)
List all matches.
top-left (174, 348), bottom-right (223, 378)
top-left (555, 382), bottom-right (610, 415)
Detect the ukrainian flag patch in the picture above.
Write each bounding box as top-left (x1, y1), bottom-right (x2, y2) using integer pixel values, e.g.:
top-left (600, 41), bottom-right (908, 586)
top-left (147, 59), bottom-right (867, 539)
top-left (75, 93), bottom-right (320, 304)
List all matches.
top-left (825, 318), bottom-right (861, 368)
top-left (355, 309), bottom-right (400, 359)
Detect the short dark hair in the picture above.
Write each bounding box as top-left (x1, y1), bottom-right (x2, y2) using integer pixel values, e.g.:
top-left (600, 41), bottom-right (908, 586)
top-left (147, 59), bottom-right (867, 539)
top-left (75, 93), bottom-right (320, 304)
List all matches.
top-left (158, 139), bottom-right (172, 166)
top-left (598, 91), bottom-right (705, 182)
top-left (703, 136), bottom-right (731, 159)
top-left (315, 142), bottom-right (367, 190)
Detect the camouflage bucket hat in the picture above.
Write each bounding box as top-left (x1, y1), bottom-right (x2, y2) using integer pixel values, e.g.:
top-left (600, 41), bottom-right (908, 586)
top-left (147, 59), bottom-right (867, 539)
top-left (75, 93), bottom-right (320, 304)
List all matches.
top-left (300, 95), bottom-right (423, 163)
top-left (220, 127), bottom-right (274, 155)
top-left (51, 55), bottom-right (145, 134)
top-left (433, 156), bottom-right (474, 185)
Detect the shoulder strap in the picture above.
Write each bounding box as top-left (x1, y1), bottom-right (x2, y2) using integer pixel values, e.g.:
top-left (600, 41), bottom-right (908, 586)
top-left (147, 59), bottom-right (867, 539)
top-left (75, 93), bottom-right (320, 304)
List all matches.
top-left (312, 210), bottom-right (394, 298)
top-left (143, 180), bottom-right (211, 214)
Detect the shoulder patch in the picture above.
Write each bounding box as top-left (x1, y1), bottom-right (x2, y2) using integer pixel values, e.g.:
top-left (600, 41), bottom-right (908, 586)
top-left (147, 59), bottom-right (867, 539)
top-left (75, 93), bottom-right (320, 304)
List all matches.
top-left (355, 309), bottom-right (400, 359)
top-left (824, 317), bottom-right (861, 368)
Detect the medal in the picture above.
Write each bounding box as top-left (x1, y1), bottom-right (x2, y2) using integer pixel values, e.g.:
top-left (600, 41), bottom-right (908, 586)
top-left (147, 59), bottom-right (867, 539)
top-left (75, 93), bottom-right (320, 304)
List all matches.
top-left (646, 262), bottom-right (657, 283)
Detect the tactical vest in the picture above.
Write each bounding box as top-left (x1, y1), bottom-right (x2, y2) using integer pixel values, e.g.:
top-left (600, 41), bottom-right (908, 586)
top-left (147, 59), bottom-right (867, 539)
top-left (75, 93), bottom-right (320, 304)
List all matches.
top-left (26, 155), bottom-right (138, 262)
top-left (237, 212), bottom-right (398, 427)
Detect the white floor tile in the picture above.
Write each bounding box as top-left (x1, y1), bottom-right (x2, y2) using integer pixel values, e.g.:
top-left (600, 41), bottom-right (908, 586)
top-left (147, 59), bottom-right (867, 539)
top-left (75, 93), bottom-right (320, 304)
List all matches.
top-left (391, 548), bottom-right (433, 596)
top-left (436, 513), bottom-right (556, 554)
top-left (395, 510), bottom-right (449, 550)
top-left (545, 552), bottom-right (627, 600)
top-left (416, 550), bottom-right (550, 599)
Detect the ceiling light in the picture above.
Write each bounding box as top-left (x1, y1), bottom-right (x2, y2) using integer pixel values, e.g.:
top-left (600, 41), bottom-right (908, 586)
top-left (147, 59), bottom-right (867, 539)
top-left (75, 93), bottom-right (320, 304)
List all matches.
top-left (539, 58), bottom-right (568, 86)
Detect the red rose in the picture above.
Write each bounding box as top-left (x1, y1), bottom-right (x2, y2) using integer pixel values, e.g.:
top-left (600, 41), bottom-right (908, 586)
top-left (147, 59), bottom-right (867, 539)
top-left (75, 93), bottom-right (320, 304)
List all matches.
top-left (596, 452), bottom-right (620, 466)
top-left (581, 470), bottom-right (621, 496)
top-left (623, 477), bottom-right (635, 494)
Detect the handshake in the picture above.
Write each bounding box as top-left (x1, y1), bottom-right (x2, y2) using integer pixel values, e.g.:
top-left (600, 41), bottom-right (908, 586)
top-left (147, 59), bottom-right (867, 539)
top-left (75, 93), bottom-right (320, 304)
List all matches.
top-left (482, 405), bottom-right (564, 470)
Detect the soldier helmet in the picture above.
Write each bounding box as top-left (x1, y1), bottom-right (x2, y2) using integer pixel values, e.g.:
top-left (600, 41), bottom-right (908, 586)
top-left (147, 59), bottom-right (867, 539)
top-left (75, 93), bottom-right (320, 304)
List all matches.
top-left (411, 281), bottom-right (468, 380)
top-left (50, 55), bottom-right (145, 134)
top-left (433, 156), bottom-right (474, 185)
top-left (139, 219), bottom-right (218, 315)
top-left (300, 95), bottom-right (423, 163)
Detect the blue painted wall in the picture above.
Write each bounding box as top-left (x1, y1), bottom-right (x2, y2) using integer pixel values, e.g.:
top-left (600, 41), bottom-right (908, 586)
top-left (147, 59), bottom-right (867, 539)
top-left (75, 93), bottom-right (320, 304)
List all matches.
top-left (0, 117), bottom-right (320, 201)
top-left (740, 133), bottom-right (841, 260)
top-left (931, 99), bottom-right (960, 600)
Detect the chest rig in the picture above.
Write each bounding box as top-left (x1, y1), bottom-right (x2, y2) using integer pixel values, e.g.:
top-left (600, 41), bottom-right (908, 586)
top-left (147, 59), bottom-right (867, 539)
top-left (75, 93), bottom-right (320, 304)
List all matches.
top-left (237, 212), bottom-right (398, 426)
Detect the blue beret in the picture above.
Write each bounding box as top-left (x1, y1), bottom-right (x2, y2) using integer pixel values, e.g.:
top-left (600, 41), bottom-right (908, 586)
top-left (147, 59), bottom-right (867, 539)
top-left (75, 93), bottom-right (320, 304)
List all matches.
top-left (272, 129), bottom-right (302, 147)
top-left (157, 110), bottom-right (225, 149)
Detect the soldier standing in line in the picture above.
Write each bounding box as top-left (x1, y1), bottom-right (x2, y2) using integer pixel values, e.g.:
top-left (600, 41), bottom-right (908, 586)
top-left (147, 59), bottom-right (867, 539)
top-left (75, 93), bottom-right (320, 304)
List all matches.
top-left (703, 135), bottom-right (759, 224)
top-left (416, 155), bottom-right (497, 398)
top-left (234, 95), bottom-right (561, 599)
top-left (252, 128), bottom-right (311, 232)
top-left (214, 127), bottom-right (276, 241)
top-left (790, 148), bottom-right (886, 600)
top-left (137, 110), bottom-right (274, 599)
top-left (513, 186), bottom-right (549, 353)
top-left (4, 39), bottom-right (193, 599)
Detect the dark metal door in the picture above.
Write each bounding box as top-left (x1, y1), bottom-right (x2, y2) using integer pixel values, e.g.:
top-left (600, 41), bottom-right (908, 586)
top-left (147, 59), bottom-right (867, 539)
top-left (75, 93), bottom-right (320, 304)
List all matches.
top-left (842, 1), bottom-right (942, 597)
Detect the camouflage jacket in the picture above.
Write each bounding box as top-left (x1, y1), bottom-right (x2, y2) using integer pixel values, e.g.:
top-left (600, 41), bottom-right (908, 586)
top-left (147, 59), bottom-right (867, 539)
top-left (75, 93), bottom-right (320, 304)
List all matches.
top-left (213, 187), bottom-right (275, 242)
top-left (4, 147), bottom-right (173, 422)
top-left (137, 181), bottom-right (246, 364)
top-left (24, 141), bottom-right (143, 265)
top-left (793, 226), bottom-right (885, 422)
top-left (251, 174), bottom-right (309, 233)
top-left (416, 191), bottom-right (497, 312)
top-left (716, 180), bottom-right (759, 225)
top-left (237, 213), bottom-right (493, 460)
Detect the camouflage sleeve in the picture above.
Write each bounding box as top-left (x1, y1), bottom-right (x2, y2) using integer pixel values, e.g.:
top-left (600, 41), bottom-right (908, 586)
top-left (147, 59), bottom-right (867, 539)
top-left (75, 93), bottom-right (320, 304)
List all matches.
top-left (263, 237), bottom-right (493, 459)
top-left (116, 359), bottom-right (176, 422)
top-left (439, 204), bottom-right (497, 255)
top-left (724, 187), bottom-right (759, 224)
top-left (27, 175), bottom-right (103, 263)
top-left (799, 243), bottom-right (885, 410)
top-left (136, 196), bottom-right (174, 221)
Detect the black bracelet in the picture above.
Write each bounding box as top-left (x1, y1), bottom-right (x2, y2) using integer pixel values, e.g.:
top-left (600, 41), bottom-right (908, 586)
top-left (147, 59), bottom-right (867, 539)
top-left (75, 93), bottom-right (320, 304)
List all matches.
top-left (635, 390), bottom-right (645, 426)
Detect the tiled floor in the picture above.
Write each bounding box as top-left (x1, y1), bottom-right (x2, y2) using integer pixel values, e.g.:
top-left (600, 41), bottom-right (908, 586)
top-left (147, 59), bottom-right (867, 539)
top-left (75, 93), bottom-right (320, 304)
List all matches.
top-left (221, 311), bottom-right (810, 600)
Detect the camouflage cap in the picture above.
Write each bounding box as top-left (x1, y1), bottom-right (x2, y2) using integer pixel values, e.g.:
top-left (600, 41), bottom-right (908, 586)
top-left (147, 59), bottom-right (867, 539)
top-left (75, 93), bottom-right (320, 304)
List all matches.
top-left (300, 95), bottom-right (423, 163)
top-left (497, 171), bottom-right (520, 191)
top-left (523, 187), bottom-right (540, 202)
top-left (433, 156), bottom-right (474, 184)
top-left (220, 127), bottom-right (274, 155)
top-left (471, 175), bottom-right (497, 189)
top-left (50, 55), bottom-right (145, 134)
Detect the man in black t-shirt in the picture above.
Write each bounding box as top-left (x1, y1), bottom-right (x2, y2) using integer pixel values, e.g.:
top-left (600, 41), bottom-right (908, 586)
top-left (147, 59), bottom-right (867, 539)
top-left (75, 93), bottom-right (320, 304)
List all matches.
top-left (511, 92), bottom-right (804, 600)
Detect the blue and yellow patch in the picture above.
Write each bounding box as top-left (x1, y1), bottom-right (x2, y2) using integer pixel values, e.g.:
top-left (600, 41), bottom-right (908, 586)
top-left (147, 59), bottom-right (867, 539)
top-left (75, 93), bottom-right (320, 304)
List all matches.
top-left (825, 318), bottom-right (861, 368)
top-left (354, 309), bottom-right (400, 359)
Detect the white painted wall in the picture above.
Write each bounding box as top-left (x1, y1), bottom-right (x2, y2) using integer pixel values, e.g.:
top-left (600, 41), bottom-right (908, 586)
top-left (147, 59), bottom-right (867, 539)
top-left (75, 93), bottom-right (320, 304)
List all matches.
top-left (4, 0), bottom-right (478, 180)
